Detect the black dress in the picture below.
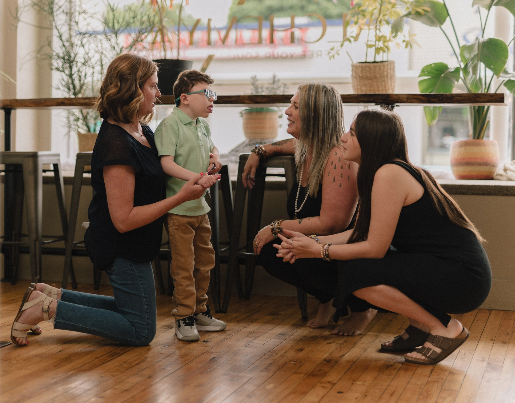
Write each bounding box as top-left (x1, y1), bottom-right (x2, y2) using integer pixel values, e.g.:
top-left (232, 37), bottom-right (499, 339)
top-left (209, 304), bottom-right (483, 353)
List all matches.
top-left (258, 181), bottom-right (365, 309)
top-left (334, 161), bottom-right (492, 326)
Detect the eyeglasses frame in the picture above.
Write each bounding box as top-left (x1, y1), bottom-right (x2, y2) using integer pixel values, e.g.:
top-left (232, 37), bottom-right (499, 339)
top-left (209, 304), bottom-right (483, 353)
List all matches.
top-left (175, 89), bottom-right (217, 103)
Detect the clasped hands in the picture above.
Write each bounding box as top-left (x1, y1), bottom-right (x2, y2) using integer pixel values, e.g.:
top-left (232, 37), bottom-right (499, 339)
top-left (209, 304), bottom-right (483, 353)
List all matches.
top-left (273, 229), bottom-right (320, 263)
top-left (197, 153), bottom-right (222, 188)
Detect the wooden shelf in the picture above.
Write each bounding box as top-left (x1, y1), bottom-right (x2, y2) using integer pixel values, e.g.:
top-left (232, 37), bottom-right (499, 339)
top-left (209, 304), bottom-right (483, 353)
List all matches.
top-left (0, 93), bottom-right (505, 109)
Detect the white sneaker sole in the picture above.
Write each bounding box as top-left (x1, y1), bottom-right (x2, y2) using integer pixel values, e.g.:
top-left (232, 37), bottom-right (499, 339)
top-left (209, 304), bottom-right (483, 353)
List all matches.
top-left (175, 328), bottom-right (199, 342)
top-left (196, 323), bottom-right (227, 332)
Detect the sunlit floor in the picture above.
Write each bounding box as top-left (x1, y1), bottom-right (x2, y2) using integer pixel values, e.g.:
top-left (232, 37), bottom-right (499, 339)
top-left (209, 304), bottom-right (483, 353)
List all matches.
top-left (1, 280), bottom-right (514, 402)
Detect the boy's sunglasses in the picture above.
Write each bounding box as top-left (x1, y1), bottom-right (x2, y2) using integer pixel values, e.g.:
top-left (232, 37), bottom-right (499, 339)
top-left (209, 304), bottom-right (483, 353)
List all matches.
top-left (175, 89), bottom-right (217, 103)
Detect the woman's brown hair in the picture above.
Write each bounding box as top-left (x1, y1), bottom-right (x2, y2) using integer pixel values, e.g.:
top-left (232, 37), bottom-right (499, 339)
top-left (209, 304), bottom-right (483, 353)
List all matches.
top-left (348, 109), bottom-right (485, 244)
top-left (96, 54), bottom-right (158, 124)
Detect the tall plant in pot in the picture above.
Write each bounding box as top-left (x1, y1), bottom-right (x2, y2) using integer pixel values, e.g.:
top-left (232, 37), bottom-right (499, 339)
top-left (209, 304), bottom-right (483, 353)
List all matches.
top-left (16, 0), bottom-right (147, 151)
top-left (329, 0), bottom-right (419, 93)
top-left (395, 0), bottom-right (515, 179)
top-left (141, 0), bottom-right (193, 95)
top-left (241, 74), bottom-right (287, 141)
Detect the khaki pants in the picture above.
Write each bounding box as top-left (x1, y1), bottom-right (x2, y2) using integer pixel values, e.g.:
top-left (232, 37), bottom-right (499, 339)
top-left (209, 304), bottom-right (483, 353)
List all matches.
top-left (166, 213), bottom-right (215, 320)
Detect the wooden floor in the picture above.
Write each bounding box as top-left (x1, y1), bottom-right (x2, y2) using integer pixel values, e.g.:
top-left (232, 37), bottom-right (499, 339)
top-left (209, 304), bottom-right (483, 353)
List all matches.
top-left (1, 281), bottom-right (515, 403)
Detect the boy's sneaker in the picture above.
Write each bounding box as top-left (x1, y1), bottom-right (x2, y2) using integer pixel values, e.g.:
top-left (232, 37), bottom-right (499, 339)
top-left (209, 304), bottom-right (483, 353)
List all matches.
top-left (175, 315), bottom-right (199, 342)
top-left (195, 306), bottom-right (226, 331)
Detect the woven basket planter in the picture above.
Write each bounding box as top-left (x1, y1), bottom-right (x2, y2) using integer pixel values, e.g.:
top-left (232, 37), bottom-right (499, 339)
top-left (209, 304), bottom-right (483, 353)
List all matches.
top-left (77, 132), bottom-right (98, 152)
top-left (351, 61), bottom-right (396, 94)
top-left (241, 108), bottom-right (279, 140)
top-left (450, 139), bottom-right (499, 179)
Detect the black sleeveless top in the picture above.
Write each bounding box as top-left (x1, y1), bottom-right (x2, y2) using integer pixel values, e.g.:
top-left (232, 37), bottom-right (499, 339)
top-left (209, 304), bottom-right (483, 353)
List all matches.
top-left (85, 120), bottom-right (166, 270)
top-left (286, 180), bottom-right (323, 220)
top-left (388, 161), bottom-right (489, 274)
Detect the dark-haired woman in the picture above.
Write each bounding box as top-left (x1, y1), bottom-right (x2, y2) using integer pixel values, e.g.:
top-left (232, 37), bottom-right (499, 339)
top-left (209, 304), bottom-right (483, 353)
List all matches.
top-left (276, 109), bottom-right (491, 365)
top-left (11, 54), bottom-right (218, 347)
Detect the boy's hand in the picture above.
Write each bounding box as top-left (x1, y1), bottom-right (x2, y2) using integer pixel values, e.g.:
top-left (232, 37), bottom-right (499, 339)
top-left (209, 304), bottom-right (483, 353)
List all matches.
top-left (197, 173), bottom-right (220, 189)
top-left (207, 153), bottom-right (222, 174)
top-left (177, 173), bottom-right (207, 202)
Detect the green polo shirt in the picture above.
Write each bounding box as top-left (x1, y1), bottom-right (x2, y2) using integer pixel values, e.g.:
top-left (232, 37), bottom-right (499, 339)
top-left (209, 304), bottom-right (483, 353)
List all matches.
top-left (154, 107), bottom-right (215, 216)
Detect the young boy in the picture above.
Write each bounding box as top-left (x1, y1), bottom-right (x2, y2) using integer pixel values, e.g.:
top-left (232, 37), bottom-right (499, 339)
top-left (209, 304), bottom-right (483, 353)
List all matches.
top-left (154, 70), bottom-right (226, 342)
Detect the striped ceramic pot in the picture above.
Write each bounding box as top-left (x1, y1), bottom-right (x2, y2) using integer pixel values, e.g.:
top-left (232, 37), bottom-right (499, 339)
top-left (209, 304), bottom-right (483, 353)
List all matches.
top-left (450, 139), bottom-right (499, 180)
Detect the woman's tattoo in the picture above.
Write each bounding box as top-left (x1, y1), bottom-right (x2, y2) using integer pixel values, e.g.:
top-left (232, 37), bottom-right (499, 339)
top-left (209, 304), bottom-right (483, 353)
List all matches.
top-left (298, 218), bottom-right (304, 224)
top-left (271, 139), bottom-right (290, 147)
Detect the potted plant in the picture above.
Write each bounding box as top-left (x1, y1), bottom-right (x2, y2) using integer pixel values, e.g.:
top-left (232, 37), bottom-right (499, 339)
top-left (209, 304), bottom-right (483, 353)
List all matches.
top-left (241, 74), bottom-right (287, 140)
top-left (139, 0), bottom-right (193, 95)
top-left (395, 0), bottom-right (515, 179)
top-left (329, 0), bottom-right (419, 93)
top-left (16, 0), bottom-right (147, 151)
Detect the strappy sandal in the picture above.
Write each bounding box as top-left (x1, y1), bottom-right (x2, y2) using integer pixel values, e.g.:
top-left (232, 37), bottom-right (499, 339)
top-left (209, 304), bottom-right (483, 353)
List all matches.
top-left (28, 283), bottom-right (60, 336)
top-left (380, 325), bottom-right (429, 352)
top-left (30, 283), bottom-right (60, 300)
top-left (404, 327), bottom-right (469, 365)
top-left (11, 289), bottom-right (54, 347)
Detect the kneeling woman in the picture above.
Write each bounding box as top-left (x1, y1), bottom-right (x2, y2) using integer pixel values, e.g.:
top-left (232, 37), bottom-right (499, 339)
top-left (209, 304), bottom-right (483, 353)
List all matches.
top-left (277, 110), bottom-right (491, 365)
top-left (11, 54), bottom-right (216, 347)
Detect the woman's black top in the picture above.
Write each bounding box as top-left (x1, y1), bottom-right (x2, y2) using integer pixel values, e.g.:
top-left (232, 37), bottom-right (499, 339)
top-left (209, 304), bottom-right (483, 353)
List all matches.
top-left (388, 161), bottom-right (488, 274)
top-left (85, 120), bottom-right (166, 270)
top-left (286, 181), bottom-right (323, 220)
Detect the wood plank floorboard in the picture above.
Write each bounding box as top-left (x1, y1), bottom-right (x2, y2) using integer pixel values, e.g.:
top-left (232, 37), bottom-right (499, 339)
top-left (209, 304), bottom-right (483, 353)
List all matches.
top-left (1, 281), bottom-right (514, 402)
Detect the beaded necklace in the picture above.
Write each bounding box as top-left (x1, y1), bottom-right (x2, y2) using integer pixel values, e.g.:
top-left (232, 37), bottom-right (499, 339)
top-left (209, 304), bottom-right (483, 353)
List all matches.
top-left (294, 165), bottom-right (310, 219)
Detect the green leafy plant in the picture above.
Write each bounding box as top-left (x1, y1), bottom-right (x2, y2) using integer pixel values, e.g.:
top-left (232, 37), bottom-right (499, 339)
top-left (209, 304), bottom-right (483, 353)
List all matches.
top-left (243, 74), bottom-right (287, 114)
top-left (15, 0), bottom-right (151, 133)
top-left (394, 0), bottom-right (515, 139)
top-left (329, 0), bottom-right (419, 62)
top-left (115, 0), bottom-right (197, 60)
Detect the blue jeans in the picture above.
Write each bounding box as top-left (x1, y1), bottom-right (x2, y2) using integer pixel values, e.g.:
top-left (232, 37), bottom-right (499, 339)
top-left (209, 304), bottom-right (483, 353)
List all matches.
top-left (54, 258), bottom-right (157, 346)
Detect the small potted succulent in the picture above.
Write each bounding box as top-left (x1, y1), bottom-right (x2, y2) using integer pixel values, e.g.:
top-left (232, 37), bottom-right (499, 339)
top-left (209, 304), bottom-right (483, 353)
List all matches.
top-left (241, 74), bottom-right (288, 140)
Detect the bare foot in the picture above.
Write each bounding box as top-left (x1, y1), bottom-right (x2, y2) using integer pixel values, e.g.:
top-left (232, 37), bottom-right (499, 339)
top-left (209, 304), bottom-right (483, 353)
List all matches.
top-left (307, 300), bottom-right (336, 328)
top-left (405, 318), bottom-right (463, 361)
top-left (13, 291), bottom-right (57, 346)
top-left (332, 308), bottom-right (377, 336)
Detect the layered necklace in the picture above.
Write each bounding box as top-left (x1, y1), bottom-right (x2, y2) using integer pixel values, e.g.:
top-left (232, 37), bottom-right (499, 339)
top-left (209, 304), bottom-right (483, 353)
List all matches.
top-left (294, 165), bottom-right (310, 219)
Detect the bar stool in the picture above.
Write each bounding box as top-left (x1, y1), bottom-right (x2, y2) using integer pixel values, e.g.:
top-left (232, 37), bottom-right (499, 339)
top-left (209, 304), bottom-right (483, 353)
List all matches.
top-left (0, 151), bottom-right (68, 284)
top-left (61, 152), bottom-right (91, 289)
top-left (221, 153), bottom-right (308, 319)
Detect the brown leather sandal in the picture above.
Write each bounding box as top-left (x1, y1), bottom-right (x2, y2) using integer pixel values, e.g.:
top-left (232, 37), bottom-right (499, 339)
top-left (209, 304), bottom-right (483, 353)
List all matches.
top-left (11, 289), bottom-right (54, 347)
top-left (404, 327), bottom-right (469, 365)
top-left (380, 325), bottom-right (429, 352)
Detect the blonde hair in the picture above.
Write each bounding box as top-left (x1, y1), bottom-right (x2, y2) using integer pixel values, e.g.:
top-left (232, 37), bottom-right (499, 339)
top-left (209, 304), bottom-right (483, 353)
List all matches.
top-left (96, 54), bottom-right (158, 124)
top-left (294, 83), bottom-right (345, 197)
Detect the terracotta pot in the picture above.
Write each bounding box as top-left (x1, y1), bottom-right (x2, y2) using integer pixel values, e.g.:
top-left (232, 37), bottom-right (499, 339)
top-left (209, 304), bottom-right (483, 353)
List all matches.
top-left (450, 139), bottom-right (499, 179)
top-left (77, 132), bottom-right (98, 152)
top-left (241, 108), bottom-right (279, 140)
top-left (351, 61), bottom-right (396, 94)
